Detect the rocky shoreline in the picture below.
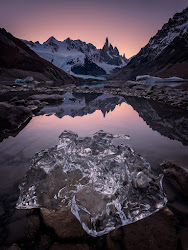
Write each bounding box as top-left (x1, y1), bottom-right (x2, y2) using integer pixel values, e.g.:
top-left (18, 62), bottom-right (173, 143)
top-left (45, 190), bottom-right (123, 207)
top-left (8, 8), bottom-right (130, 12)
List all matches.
top-left (0, 81), bottom-right (187, 138)
top-left (1, 80), bottom-right (188, 109)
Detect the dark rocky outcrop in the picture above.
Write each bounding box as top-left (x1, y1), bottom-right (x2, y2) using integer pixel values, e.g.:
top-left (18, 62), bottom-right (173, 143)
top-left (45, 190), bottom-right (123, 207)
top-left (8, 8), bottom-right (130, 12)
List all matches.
top-left (161, 161), bottom-right (188, 199)
top-left (0, 28), bottom-right (76, 84)
top-left (106, 207), bottom-right (178, 250)
top-left (4, 207), bottom-right (182, 250)
top-left (100, 37), bottom-right (128, 66)
top-left (0, 102), bottom-right (32, 133)
top-left (40, 208), bottom-right (87, 239)
top-left (113, 8), bottom-right (188, 80)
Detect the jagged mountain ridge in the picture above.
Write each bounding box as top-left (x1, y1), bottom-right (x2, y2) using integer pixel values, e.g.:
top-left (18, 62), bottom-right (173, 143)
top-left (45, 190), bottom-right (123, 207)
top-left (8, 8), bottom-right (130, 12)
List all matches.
top-left (113, 7), bottom-right (188, 80)
top-left (0, 28), bottom-right (76, 84)
top-left (24, 37), bottom-right (128, 76)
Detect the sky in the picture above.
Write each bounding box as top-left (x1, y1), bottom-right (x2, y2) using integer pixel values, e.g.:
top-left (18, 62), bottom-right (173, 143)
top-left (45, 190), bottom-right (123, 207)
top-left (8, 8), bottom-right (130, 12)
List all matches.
top-left (0, 0), bottom-right (187, 58)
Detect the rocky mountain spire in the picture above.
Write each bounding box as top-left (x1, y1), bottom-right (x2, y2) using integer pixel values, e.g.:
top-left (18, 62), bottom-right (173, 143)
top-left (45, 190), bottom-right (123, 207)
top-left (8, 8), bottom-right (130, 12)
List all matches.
top-left (100, 37), bottom-right (127, 65)
top-left (105, 37), bottom-right (109, 47)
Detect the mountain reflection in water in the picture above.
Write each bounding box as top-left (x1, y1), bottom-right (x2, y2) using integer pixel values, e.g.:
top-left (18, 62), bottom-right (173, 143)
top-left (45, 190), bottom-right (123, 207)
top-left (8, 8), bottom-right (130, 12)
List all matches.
top-left (39, 92), bottom-right (188, 146)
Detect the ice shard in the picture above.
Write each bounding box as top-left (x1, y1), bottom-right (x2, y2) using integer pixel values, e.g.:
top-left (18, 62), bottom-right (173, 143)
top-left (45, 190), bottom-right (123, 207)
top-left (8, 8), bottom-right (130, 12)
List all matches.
top-left (16, 130), bottom-right (167, 236)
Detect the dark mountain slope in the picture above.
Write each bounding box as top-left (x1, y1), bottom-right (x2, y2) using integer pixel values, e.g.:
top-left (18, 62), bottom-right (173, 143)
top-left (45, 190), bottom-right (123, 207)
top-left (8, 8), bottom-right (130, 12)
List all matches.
top-left (0, 28), bottom-right (76, 84)
top-left (113, 7), bottom-right (188, 81)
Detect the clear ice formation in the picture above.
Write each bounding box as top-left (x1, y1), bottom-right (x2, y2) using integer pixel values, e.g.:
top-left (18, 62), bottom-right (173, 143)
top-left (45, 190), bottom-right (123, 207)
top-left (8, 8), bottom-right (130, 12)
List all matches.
top-left (16, 130), bottom-right (167, 236)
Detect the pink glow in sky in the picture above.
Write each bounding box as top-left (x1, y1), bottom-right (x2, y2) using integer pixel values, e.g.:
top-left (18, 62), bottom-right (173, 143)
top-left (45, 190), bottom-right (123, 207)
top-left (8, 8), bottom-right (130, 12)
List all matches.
top-left (0, 0), bottom-right (187, 58)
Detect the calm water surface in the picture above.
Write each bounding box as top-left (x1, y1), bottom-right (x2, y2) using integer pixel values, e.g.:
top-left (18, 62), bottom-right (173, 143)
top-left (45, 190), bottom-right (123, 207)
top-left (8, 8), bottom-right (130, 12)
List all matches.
top-left (0, 92), bottom-right (187, 247)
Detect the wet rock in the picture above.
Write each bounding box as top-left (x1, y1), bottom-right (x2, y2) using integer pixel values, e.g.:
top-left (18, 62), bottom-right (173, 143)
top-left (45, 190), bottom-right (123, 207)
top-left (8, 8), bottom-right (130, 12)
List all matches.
top-left (5, 210), bottom-right (40, 245)
top-left (40, 208), bottom-right (87, 239)
top-left (11, 99), bottom-right (26, 106)
top-left (161, 161), bottom-right (188, 198)
top-left (39, 234), bottom-right (53, 249)
top-left (27, 99), bottom-right (41, 106)
top-left (178, 227), bottom-right (188, 250)
top-left (27, 104), bottom-right (39, 110)
top-left (106, 228), bottom-right (123, 250)
top-left (10, 96), bottom-right (18, 102)
top-left (29, 94), bottom-right (64, 104)
top-left (50, 243), bottom-right (89, 250)
top-left (122, 207), bottom-right (178, 250)
top-left (0, 102), bottom-right (32, 133)
top-left (25, 214), bottom-right (40, 239)
top-left (5, 243), bottom-right (21, 250)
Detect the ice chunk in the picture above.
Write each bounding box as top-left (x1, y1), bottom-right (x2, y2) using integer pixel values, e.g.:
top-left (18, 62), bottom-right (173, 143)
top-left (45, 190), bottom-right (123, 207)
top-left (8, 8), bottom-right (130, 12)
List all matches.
top-left (15, 79), bottom-right (23, 83)
top-left (136, 75), bottom-right (185, 85)
top-left (23, 76), bottom-right (34, 83)
top-left (16, 130), bottom-right (167, 236)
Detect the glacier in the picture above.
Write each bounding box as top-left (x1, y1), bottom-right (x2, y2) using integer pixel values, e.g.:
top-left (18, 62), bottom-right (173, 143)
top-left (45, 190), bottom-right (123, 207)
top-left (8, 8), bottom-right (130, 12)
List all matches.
top-left (16, 130), bottom-right (167, 237)
top-left (23, 37), bottom-right (128, 77)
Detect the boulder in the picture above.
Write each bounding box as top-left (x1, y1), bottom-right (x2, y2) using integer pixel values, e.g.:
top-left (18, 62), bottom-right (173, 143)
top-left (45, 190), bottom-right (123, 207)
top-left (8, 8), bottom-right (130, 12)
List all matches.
top-left (161, 161), bottom-right (188, 198)
top-left (0, 102), bottom-right (32, 133)
top-left (178, 227), bottom-right (188, 250)
top-left (106, 228), bottom-right (123, 250)
top-left (40, 208), bottom-right (87, 239)
top-left (50, 243), bottom-right (89, 250)
top-left (121, 207), bottom-right (178, 250)
top-left (5, 244), bottom-right (21, 250)
top-left (5, 210), bottom-right (40, 246)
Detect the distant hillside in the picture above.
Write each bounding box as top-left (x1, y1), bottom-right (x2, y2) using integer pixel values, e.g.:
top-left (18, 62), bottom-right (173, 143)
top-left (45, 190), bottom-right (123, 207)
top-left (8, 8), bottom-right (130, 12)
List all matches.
top-left (113, 7), bottom-right (188, 81)
top-left (0, 28), bottom-right (76, 84)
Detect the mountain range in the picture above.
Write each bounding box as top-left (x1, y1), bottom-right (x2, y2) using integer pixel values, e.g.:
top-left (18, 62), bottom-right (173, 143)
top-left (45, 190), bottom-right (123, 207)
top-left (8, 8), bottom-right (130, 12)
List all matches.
top-left (113, 7), bottom-right (188, 80)
top-left (0, 7), bottom-right (187, 83)
top-left (0, 28), bottom-right (76, 84)
top-left (23, 37), bottom-right (128, 77)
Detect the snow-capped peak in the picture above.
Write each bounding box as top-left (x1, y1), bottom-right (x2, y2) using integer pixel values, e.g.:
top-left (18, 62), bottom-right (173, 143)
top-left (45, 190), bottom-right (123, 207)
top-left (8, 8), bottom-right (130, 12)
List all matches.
top-left (146, 7), bottom-right (188, 59)
top-left (23, 36), bottom-right (128, 76)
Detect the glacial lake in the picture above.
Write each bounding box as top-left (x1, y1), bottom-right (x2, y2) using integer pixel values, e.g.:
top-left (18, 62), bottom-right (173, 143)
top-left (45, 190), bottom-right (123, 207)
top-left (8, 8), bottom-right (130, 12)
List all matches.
top-left (0, 92), bottom-right (188, 247)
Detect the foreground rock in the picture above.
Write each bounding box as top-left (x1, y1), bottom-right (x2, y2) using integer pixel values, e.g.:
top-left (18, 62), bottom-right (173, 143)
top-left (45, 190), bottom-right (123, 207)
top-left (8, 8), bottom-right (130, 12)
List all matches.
top-left (161, 161), bottom-right (188, 199)
top-left (0, 102), bottom-right (32, 133)
top-left (50, 243), bottom-right (89, 250)
top-left (3, 209), bottom-right (40, 249)
top-left (106, 207), bottom-right (178, 250)
top-left (41, 208), bottom-right (87, 239)
top-left (6, 206), bottom-right (182, 250)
